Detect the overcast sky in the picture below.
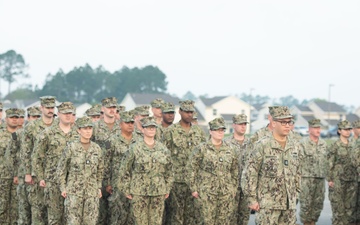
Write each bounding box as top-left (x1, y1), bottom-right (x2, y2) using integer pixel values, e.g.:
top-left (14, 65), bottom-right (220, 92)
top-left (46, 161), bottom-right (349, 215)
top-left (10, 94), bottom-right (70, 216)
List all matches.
top-left (1, 0), bottom-right (359, 107)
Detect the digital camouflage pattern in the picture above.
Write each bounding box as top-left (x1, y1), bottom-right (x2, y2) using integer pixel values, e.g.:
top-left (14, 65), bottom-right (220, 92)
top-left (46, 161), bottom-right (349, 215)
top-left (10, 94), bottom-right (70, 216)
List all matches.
top-left (352, 138), bottom-right (360, 223)
top-left (131, 195), bottom-right (165, 225)
top-left (224, 135), bottom-right (251, 225)
top-left (31, 122), bottom-right (80, 225)
top-left (208, 117), bottom-right (226, 130)
top-left (56, 140), bottom-right (104, 224)
top-left (187, 140), bottom-right (238, 225)
top-left (101, 97), bottom-right (117, 107)
top-left (249, 125), bottom-right (272, 145)
top-left (27, 106), bottom-right (42, 117)
top-left (179, 100), bottom-right (195, 112)
top-left (162, 121), bottom-right (206, 225)
top-left (242, 135), bottom-right (301, 224)
top-left (298, 136), bottom-right (327, 223)
top-left (161, 102), bottom-right (175, 113)
top-left (327, 138), bottom-right (358, 224)
top-left (150, 98), bottom-right (165, 108)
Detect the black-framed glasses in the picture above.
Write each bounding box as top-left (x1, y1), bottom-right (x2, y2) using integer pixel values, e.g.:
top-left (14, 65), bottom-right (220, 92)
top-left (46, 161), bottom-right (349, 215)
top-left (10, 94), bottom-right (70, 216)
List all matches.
top-left (275, 120), bottom-right (294, 126)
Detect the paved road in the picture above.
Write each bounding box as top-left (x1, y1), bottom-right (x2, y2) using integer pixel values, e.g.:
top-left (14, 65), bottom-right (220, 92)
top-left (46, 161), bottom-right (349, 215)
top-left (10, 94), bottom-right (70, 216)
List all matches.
top-left (248, 182), bottom-right (332, 225)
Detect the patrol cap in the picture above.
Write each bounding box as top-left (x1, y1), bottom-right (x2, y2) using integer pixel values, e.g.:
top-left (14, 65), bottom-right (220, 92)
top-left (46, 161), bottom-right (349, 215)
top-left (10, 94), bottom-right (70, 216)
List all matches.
top-left (179, 100), bottom-right (195, 112)
top-left (40, 96), bottom-right (56, 107)
top-left (271, 106), bottom-right (293, 120)
top-left (101, 97), bottom-right (117, 107)
top-left (150, 98), bottom-right (165, 108)
top-left (6, 108), bottom-right (20, 117)
top-left (192, 111), bottom-right (198, 119)
top-left (140, 116), bottom-right (158, 127)
top-left (337, 120), bottom-right (352, 129)
top-left (209, 117), bottom-right (226, 130)
top-left (232, 114), bottom-right (248, 124)
top-left (57, 102), bottom-right (75, 114)
top-left (117, 105), bottom-right (126, 113)
top-left (76, 116), bottom-right (94, 128)
top-left (308, 119), bottom-right (321, 128)
top-left (18, 109), bottom-right (26, 117)
top-left (161, 102), bottom-right (175, 113)
top-left (120, 111), bottom-right (135, 123)
top-left (85, 107), bottom-right (101, 116)
top-left (27, 106), bottom-right (42, 117)
top-left (134, 105), bottom-right (150, 116)
top-left (352, 120), bottom-right (360, 128)
top-left (268, 106), bottom-right (280, 117)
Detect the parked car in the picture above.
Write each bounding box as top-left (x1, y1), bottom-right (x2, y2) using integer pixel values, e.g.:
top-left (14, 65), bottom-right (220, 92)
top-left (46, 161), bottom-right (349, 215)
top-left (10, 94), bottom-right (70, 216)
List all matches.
top-left (294, 126), bottom-right (309, 136)
top-left (320, 126), bottom-right (338, 138)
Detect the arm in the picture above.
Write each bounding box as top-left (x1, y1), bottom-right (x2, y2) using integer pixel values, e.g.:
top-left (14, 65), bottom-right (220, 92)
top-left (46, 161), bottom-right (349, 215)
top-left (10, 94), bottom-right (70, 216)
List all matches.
top-left (164, 148), bottom-right (174, 195)
top-left (186, 146), bottom-right (202, 197)
top-left (117, 146), bottom-right (135, 197)
top-left (326, 142), bottom-right (337, 187)
top-left (31, 131), bottom-right (47, 184)
top-left (96, 145), bottom-right (105, 195)
top-left (21, 123), bottom-right (35, 181)
top-left (56, 144), bottom-right (71, 198)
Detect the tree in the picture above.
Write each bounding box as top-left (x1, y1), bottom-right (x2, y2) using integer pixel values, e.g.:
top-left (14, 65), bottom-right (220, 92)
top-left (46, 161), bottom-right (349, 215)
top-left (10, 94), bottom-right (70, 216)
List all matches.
top-left (5, 84), bottom-right (38, 101)
top-left (0, 50), bottom-right (28, 95)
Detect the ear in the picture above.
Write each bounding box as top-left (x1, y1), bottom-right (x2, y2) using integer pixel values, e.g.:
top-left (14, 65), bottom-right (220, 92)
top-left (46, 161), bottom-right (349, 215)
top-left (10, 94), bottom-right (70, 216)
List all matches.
top-left (271, 120), bottom-right (277, 129)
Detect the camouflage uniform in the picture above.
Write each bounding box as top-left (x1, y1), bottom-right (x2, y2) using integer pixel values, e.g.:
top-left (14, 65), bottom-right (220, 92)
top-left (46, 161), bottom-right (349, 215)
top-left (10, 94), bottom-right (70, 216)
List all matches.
top-left (352, 137), bottom-right (360, 224)
top-left (162, 100), bottom-right (206, 225)
top-left (0, 108), bottom-right (20, 224)
top-left (298, 119), bottom-right (327, 224)
top-left (133, 105), bottom-right (150, 140)
top-left (187, 117), bottom-right (238, 225)
top-left (155, 102), bottom-right (175, 141)
top-left (56, 136), bottom-right (104, 225)
top-left (242, 106), bottom-right (301, 225)
top-left (92, 97), bottom-right (121, 225)
top-left (31, 102), bottom-right (79, 225)
top-left (118, 117), bottom-right (174, 225)
top-left (327, 120), bottom-right (358, 225)
top-left (21, 96), bottom-right (56, 225)
top-left (105, 111), bottom-right (137, 225)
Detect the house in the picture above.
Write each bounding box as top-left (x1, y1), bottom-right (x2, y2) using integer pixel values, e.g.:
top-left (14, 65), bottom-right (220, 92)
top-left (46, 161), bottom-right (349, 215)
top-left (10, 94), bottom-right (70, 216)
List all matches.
top-left (250, 103), bottom-right (272, 133)
top-left (307, 100), bottom-right (347, 128)
top-left (291, 105), bottom-right (317, 128)
top-left (75, 103), bottom-right (92, 117)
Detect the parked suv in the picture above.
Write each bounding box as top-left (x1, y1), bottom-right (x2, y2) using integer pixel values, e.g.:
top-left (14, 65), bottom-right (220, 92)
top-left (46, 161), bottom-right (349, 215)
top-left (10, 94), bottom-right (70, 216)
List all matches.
top-left (320, 127), bottom-right (338, 138)
top-left (294, 126), bottom-right (309, 136)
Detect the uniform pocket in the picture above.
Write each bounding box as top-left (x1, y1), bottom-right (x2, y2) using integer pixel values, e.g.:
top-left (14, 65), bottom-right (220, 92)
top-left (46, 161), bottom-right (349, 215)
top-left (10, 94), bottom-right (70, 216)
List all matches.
top-left (263, 156), bottom-right (278, 177)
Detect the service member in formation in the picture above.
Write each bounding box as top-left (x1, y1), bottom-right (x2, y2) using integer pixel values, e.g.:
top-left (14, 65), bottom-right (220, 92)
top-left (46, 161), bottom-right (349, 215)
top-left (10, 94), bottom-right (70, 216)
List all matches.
top-left (105, 111), bottom-right (137, 225)
top-left (85, 105), bottom-right (102, 122)
top-left (27, 106), bottom-right (42, 122)
top-left (0, 108), bottom-right (20, 224)
top-left (298, 119), bottom-right (327, 225)
top-left (327, 120), bottom-right (357, 225)
top-left (162, 100), bottom-right (206, 225)
top-left (249, 106), bottom-right (278, 145)
top-left (352, 136), bottom-right (360, 225)
top-left (351, 119), bottom-right (360, 143)
top-left (151, 98), bottom-right (165, 125)
top-left (242, 106), bottom-right (301, 225)
top-left (155, 102), bottom-right (175, 140)
top-left (114, 105), bottom-right (126, 121)
top-left (18, 108), bottom-right (26, 128)
top-left (224, 114), bottom-right (251, 225)
top-left (133, 105), bottom-right (150, 139)
top-left (22, 96), bottom-right (57, 225)
top-left (31, 102), bottom-right (80, 225)
top-left (187, 117), bottom-right (238, 225)
top-left (56, 116), bottom-right (104, 225)
top-left (118, 117), bottom-right (174, 225)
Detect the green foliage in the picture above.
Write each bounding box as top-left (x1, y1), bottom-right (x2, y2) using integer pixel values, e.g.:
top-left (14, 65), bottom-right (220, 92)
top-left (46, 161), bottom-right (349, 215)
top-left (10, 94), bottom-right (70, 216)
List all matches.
top-left (4, 84), bottom-right (38, 101)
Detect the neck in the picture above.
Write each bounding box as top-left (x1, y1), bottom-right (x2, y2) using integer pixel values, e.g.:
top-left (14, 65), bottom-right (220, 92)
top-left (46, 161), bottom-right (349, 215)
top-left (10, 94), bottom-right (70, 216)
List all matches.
top-left (211, 138), bottom-right (222, 146)
top-left (59, 122), bottom-right (71, 133)
top-left (233, 132), bottom-right (245, 142)
top-left (80, 137), bottom-right (90, 143)
top-left (7, 126), bottom-right (17, 133)
top-left (340, 135), bottom-right (348, 144)
top-left (273, 132), bottom-right (287, 142)
top-left (42, 116), bottom-right (53, 125)
top-left (161, 121), bottom-right (172, 128)
top-left (121, 131), bottom-right (133, 140)
top-left (180, 120), bottom-right (191, 128)
top-left (144, 136), bottom-right (155, 145)
top-left (104, 116), bottom-right (115, 124)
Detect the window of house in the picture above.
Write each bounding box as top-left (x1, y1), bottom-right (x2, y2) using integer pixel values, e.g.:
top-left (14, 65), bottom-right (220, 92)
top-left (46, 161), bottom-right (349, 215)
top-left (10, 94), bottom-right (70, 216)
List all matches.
top-left (213, 109), bottom-right (217, 116)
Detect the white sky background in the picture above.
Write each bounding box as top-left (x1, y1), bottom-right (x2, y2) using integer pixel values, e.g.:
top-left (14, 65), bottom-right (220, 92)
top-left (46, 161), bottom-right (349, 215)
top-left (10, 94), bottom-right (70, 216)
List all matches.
top-left (1, 0), bottom-right (359, 106)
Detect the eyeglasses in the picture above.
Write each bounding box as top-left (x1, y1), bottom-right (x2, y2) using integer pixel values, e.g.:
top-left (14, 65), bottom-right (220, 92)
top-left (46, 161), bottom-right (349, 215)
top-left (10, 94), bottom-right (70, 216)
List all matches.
top-left (275, 120), bottom-right (294, 126)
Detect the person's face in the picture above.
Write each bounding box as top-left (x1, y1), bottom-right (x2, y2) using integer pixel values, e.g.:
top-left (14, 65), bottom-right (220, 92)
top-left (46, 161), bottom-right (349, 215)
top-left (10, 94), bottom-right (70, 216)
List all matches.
top-left (308, 127), bottom-right (321, 138)
top-left (90, 115), bottom-right (101, 122)
top-left (233, 123), bottom-right (247, 135)
top-left (353, 127), bottom-right (360, 137)
top-left (210, 128), bottom-right (225, 141)
top-left (162, 112), bottom-right (175, 124)
top-left (142, 125), bottom-right (157, 138)
top-left (121, 121), bottom-right (135, 134)
top-left (29, 115), bottom-right (41, 121)
top-left (6, 116), bottom-right (19, 129)
top-left (41, 106), bottom-right (55, 119)
top-left (58, 112), bottom-right (72, 125)
top-left (78, 126), bottom-right (93, 140)
top-left (272, 118), bottom-right (293, 137)
top-left (71, 114), bottom-right (76, 124)
top-left (135, 115), bottom-right (148, 124)
top-left (102, 106), bottom-right (116, 119)
top-left (152, 107), bottom-right (162, 118)
top-left (338, 128), bottom-right (352, 138)
top-left (18, 117), bottom-right (25, 127)
top-left (179, 109), bottom-right (193, 124)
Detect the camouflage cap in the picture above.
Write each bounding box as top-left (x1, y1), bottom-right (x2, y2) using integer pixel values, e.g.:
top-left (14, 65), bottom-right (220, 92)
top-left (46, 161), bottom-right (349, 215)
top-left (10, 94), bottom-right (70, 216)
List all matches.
top-left (0, 102), bottom-right (3, 110)
top-left (85, 106), bottom-right (101, 116)
top-left (352, 119), bottom-right (360, 128)
top-left (192, 111), bottom-right (198, 119)
top-left (40, 96), bottom-right (56, 107)
top-left (337, 120), bottom-right (352, 129)
top-left (150, 98), bottom-right (165, 108)
top-left (179, 100), bottom-right (195, 112)
top-left (101, 97), bottom-right (117, 107)
top-left (120, 111), bottom-right (135, 122)
top-left (209, 117), bottom-right (226, 130)
top-left (27, 106), bottom-right (42, 116)
top-left (6, 108), bottom-right (20, 117)
top-left (76, 116), bottom-right (94, 128)
top-left (18, 109), bottom-right (26, 117)
top-left (140, 116), bottom-right (158, 127)
top-left (308, 118), bottom-right (321, 128)
top-left (271, 106), bottom-right (293, 120)
top-left (117, 105), bottom-right (126, 113)
top-left (232, 114), bottom-right (248, 124)
top-left (268, 106), bottom-right (280, 117)
top-left (134, 105), bottom-right (150, 116)
top-left (57, 102), bottom-right (75, 114)
top-left (161, 102), bottom-right (175, 113)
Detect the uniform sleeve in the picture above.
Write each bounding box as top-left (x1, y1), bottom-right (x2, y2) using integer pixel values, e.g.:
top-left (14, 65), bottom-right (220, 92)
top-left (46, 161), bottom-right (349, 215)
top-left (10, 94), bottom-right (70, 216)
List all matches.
top-left (230, 147), bottom-right (239, 190)
top-left (326, 141), bottom-right (337, 182)
top-left (242, 141), bottom-right (263, 206)
top-left (186, 146), bottom-right (203, 193)
top-left (162, 128), bottom-right (172, 150)
top-left (164, 149), bottom-right (174, 193)
top-left (117, 146), bottom-right (135, 196)
top-left (5, 132), bottom-right (20, 177)
top-left (31, 130), bottom-right (47, 180)
top-left (21, 123), bottom-right (34, 175)
top-left (56, 144), bottom-right (71, 193)
top-left (96, 145), bottom-right (104, 189)
top-left (103, 141), bottom-right (114, 187)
